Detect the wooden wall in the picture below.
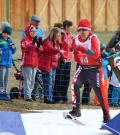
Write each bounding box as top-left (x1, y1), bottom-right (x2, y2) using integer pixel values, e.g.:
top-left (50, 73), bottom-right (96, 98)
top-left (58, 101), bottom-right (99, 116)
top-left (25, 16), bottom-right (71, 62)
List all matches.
top-left (0, 0), bottom-right (120, 31)
top-left (0, 0), bottom-right (7, 21)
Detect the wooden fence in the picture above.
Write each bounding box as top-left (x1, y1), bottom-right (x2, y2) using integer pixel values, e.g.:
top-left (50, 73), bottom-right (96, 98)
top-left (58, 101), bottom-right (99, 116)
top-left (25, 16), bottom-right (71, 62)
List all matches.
top-left (0, 0), bottom-right (120, 31)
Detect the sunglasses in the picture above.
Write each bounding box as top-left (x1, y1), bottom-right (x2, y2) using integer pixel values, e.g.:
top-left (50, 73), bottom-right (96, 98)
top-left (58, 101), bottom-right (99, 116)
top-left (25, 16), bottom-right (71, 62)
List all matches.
top-left (78, 29), bottom-right (88, 32)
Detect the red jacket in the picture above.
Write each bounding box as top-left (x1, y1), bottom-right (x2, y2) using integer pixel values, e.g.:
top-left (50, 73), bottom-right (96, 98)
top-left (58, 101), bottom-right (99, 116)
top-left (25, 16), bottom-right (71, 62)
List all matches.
top-left (74, 33), bottom-right (101, 66)
top-left (60, 33), bottom-right (74, 61)
top-left (39, 38), bottom-right (60, 72)
top-left (21, 26), bottom-right (43, 68)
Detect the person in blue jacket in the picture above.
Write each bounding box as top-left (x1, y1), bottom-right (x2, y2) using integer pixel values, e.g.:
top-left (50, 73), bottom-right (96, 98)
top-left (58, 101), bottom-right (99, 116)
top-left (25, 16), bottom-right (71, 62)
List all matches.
top-left (0, 26), bottom-right (16, 100)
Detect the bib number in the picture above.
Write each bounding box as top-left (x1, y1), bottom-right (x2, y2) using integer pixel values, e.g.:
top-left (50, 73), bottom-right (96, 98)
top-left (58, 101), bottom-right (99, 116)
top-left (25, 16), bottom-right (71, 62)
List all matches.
top-left (80, 57), bottom-right (88, 63)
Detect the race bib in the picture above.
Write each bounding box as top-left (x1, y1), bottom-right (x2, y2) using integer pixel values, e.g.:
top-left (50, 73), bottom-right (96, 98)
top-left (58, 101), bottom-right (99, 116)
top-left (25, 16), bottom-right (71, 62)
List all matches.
top-left (80, 56), bottom-right (88, 63)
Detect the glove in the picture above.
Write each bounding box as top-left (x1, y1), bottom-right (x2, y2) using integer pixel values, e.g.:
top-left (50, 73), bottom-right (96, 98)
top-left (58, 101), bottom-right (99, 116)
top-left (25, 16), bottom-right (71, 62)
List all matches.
top-left (9, 43), bottom-right (15, 49)
top-left (33, 36), bottom-right (38, 44)
top-left (36, 37), bottom-right (42, 47)
top-left (9, 42), bottom-right (15, 47)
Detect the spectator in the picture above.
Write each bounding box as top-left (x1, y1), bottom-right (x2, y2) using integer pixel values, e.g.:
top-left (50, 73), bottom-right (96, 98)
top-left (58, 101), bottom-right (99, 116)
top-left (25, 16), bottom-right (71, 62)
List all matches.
top-left (0, 26), bottom-right (16, 100)
top-left (39, 27), bottom-right (62, 104)
top-left (67, 19), bottom-right (110, 123)
top-left (54, 23), bottom-right (63, 29)
top-left (1, 21), bottom-right (14, 45)
top-left (22, 15), bottom-right (45, 40)
top-left (54, 20), bottom-right (74, 103)
top-left (53, 22), bottom-right (63, 102)
top-left (106, 29), bottom-right (120, 103)
top-left (107, 44), bottom-right (120, 106)
top-left (22, 15), bottom-right (45, 100)
top-left (21, 25), bottom-right (43, 101)
top-left (109, 71), bottom-right (120, 107)
top-left (106, 29), bottom-right (120, 51)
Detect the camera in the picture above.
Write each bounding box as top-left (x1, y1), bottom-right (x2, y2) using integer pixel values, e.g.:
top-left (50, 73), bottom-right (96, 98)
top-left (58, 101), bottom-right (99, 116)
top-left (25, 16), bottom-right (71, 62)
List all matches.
top-left (33, 36), bottom-right (38, 44)
top-left (33, 36), bottom-right (43, 47)
top-left (36, 37), bottom-right (42, 47)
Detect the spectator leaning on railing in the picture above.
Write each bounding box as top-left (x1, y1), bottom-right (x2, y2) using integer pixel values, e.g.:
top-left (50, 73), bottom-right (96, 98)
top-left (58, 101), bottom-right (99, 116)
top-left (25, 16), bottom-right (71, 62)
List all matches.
top-left (21, 25), bottom-right (43, 101)
top-left (39, 27), bottom-right (63, 104)
top-left (22, 15), bottom-right (45, 101)
top-left (0, 26), bottom-right (16, 100)
top-left (54, 20), bottom-right (74, 103)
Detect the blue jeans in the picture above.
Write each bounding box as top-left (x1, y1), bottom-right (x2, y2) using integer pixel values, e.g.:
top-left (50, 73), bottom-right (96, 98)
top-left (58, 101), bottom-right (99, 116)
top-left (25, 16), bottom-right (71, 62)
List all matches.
top-left (0, 66), bottom-right (10, 92)
top-left (42, 68), bottom-right (56, 102)
top-left (111, 86), bottom-right (120, 106)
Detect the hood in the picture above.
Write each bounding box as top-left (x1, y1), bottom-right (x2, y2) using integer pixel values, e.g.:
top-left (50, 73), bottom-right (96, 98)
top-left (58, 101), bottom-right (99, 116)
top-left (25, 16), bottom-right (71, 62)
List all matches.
top-left (25, 25), bottom-right (33, 40)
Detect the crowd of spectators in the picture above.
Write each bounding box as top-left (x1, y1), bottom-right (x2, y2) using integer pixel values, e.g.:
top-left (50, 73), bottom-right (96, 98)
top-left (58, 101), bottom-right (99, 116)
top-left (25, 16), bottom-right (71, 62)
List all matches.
top-left (0, 15), bottom-right (120, 110)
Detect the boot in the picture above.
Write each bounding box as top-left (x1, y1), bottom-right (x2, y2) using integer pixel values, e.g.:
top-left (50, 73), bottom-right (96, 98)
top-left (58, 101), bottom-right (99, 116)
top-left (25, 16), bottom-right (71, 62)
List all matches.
top-left (103, 113), bottom-right (111, 123)
top-left (69, 107), bottom-right (81, 117)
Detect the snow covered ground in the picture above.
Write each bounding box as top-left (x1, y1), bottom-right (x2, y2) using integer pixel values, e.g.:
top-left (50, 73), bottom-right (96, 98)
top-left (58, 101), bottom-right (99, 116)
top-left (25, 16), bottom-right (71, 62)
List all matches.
top-left (21, 109), bottom-right (120, 135)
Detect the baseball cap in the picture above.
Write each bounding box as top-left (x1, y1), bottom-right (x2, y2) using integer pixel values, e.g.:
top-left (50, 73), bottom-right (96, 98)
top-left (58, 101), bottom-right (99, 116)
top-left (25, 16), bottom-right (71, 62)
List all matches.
top-left (31, 15), bottom-right (41, 22)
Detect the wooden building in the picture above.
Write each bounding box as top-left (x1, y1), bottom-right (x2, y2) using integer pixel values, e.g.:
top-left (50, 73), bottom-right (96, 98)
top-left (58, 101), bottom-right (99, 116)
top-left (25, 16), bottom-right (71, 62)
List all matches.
top-left (0, 0), bottom-right (120, 31)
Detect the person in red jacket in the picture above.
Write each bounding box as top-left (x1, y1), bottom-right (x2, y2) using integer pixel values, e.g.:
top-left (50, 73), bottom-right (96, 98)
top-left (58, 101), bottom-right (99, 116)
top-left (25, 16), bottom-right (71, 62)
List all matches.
top-left (67, 19), bottom-right (110, 123)
top-left (21, 25), bottom-right (43, 101)
top-left (39, 27), bottom-right (62, 103)
top-left (54, 20), bottom-right (74, 103)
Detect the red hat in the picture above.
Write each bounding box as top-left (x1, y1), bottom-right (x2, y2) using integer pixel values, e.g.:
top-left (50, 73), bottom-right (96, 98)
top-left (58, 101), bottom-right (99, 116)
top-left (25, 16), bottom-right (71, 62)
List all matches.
top-left (77, 19), bottom-right (92, 31)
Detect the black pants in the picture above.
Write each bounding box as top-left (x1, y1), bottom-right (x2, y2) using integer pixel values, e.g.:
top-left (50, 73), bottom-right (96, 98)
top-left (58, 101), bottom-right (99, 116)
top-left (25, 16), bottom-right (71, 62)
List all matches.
top-left (71, 66), bottom-right (109, 116)
top-left (54, 61), bottom-right (71, 102)
top-left (76, 63), bottom-right (92, 105)
top-left (82, 83), bottom-right (91, 104)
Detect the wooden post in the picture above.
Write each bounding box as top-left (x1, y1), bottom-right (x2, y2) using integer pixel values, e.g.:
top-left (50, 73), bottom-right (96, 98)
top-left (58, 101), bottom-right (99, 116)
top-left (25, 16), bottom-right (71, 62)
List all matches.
top-left (34, 0), bottom-right (36, 14)
top-left (48, 0), bottom-right (51, 29)
top-left (77, 0), bottom-right (80, 23)
top-left (105, 0), bottom-right (108, 31)
top-left (62, 0), bottom-right (66, 21)
top-left (118, 0), bottom-right (120, 28)
top-left (91, 0), bottom-right (95, 31)
top-left (6, 0), bottom-right (10, 23)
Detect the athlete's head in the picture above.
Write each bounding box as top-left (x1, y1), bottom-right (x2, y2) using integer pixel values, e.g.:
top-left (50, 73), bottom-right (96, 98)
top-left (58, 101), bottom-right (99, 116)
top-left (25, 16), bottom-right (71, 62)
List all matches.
top-left (77, 18), bottom-right (92, 39)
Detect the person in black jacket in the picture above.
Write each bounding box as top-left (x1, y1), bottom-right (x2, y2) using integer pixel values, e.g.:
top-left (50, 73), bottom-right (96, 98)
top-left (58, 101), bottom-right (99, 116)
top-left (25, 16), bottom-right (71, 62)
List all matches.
top-left (106, 29), bottom-right (120, 50)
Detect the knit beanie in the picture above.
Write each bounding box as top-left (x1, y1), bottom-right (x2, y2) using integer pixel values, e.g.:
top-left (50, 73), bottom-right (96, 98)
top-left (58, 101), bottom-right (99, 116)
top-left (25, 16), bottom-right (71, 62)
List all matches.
top-left (2, 26), bottom-right (12, 35)
top-left (77, 19), bottom-right (92, 31)
top-left (1, 21), bottom-right (10, 30)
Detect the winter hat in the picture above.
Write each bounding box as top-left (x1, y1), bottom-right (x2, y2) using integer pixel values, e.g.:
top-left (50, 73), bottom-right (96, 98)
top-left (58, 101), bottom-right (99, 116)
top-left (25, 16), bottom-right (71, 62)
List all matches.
top-left (1, 21), bottom-right (10, 30)
top-left (2, 26), bottom-right (12, 35)
top-left (77, 19), bottom-right (92, 31)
